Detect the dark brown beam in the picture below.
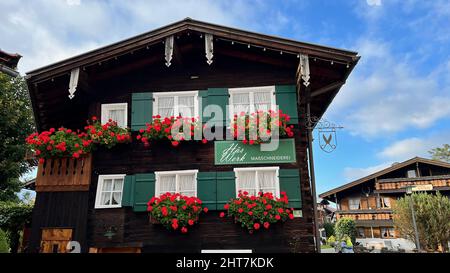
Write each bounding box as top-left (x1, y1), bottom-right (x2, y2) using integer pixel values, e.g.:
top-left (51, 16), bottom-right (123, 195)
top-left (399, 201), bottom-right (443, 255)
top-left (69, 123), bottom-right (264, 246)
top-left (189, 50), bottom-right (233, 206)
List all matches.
top-left (310, 81), bottom-right (345, 98)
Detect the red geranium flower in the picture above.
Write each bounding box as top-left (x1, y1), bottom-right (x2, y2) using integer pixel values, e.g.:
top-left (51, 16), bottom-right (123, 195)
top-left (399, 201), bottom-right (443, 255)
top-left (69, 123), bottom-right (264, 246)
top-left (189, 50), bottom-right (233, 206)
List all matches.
top-left (253, 223), bottom-right (260, 230)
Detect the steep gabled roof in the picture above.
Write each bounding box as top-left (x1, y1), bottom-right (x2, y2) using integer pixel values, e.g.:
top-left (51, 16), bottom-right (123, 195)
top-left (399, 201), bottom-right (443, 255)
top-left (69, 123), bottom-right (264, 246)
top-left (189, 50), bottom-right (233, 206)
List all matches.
top-left (319, 157), bottom-right (450, 199)
top-left (25, 17), bottom-right (358, 83)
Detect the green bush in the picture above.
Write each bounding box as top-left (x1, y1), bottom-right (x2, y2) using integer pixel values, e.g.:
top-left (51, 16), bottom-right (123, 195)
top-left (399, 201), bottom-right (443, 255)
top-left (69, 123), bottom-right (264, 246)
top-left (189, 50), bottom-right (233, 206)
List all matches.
top-left (323, 222), bottom-right (335, 237)
top-left (335, 217), bottom-right (357, 243)
top-left (0, 229), bottom-right (9, 253)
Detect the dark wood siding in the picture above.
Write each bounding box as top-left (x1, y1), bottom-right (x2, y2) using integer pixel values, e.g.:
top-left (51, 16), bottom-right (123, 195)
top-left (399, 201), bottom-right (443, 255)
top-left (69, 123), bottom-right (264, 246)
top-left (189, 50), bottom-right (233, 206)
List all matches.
top-left (28, 192), bottom-right (89, 253)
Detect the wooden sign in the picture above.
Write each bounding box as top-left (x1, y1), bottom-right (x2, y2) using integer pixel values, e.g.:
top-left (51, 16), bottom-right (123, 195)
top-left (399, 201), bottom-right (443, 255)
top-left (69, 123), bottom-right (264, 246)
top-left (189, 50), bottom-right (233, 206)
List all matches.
top-left (214, 139), bottom-right (296, 165)
top-left (412, 184), bottom-right (433, 192)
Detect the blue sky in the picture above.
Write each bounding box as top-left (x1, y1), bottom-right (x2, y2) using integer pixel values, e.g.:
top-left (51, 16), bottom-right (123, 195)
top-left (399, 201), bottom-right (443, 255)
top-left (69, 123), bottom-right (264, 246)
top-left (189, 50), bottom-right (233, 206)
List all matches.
top-left (1, 0), bottom-right (449, 196)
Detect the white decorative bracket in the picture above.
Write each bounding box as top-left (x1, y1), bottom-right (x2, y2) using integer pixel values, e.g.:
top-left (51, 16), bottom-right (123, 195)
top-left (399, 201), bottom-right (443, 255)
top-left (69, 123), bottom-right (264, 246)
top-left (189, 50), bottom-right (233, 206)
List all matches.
top-left (68, 67), bottom-right (80, 99)
top-left (205, 33), bottom-right (214, 65)
top-left (300, 54), bottom-right (310, 87)
top-left (165, 35), bottom-right (174, 67)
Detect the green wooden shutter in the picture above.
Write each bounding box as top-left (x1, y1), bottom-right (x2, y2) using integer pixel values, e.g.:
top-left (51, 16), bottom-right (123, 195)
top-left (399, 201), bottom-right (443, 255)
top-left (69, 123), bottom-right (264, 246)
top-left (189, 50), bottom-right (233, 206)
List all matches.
top-left (133, 173), bottom-right (155, 212)
top-left (207, 88), bottom-right (229, 126)
top-left (275, 85), bottom-right (298, 124)
top-left (216, 171), bottom-right (236, 210)
top-left (121, 175), bottom-right (135, 207)
top-left (131, 92), bottom-right (153, 131)
top-left (197, 172), bottom-right (217, 210)
top-left (279, 169), bottom-right (302, 208)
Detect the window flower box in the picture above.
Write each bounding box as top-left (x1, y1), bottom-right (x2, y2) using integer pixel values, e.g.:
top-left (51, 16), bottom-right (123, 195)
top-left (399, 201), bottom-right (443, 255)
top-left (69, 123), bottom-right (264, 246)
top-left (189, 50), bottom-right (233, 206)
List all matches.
top-left (220, 191), bottom-right (295, 233)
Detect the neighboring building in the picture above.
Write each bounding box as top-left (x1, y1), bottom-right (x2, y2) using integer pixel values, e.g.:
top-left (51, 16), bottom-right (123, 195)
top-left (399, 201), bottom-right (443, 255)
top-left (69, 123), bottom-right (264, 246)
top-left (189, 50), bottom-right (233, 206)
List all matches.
top-left (317, 200), bottom-right (336, 226)
top-left (0, 49), bottom-right (21, 77)
top-left (320, 157), bottom-right (450, 250)
top-left (24, 18), bottom-right (359, 253)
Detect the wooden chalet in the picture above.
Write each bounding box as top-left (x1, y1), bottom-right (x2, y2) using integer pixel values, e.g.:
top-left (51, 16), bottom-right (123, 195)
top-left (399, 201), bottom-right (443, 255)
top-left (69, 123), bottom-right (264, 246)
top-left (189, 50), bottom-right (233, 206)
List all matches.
top-left (25, 18), bottom-right (359, 253)
top-left (0, 49), bottom-right (21, 77)
top-left (320, 157), bottom-right (450, 241)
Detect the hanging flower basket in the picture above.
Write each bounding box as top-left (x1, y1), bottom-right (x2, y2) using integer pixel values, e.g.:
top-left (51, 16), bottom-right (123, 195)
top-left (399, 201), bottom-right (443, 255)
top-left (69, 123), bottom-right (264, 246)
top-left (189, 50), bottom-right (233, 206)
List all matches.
top-left (137, 115), bottom-right (208, 148)
top-left (147, 193), bottom-right (207, 234)
top-left (220, 191), bottom-right (295, 234)
top-left (231, 109), bottom-right (294, 145)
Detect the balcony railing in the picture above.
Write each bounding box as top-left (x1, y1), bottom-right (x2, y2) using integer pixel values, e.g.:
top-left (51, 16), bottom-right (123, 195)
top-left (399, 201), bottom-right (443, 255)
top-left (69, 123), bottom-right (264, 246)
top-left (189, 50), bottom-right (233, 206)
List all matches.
top-left (375, 175), bottom-right (450, 191)
top-left (35, 154), bottom-right (92, 192)
top-left (336, 210), bottom-right (393, 221)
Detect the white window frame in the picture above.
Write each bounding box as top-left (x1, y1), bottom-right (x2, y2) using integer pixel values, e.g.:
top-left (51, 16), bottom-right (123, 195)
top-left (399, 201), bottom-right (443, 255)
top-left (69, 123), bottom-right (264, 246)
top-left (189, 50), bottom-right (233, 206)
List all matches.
top-left (153, 91), bottom-right (199, 118)
top-left (101, 103), bottom-right (128, 128)
top-left (95, 174), bottom-right (126, 209)
top-left (155, 169), bottom-right (198, 197)
top-left (228, 85), bottom-right (276, 120)
top-left (233, 166), bottom-right (280, 198)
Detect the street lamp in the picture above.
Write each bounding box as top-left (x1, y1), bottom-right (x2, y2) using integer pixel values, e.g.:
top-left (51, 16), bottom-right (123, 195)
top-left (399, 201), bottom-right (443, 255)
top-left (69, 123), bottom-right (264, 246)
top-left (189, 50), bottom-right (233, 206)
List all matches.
top-left (405, 186), bottom-right (421, 252)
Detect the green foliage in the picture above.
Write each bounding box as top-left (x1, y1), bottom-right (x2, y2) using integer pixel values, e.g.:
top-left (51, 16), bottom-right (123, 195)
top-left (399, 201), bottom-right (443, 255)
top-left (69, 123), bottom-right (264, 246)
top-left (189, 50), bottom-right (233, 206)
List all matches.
top-left (0, 201), bottom-right (33, 253)
top-left (429, 144), bottom-right (450, 162)
top-left (327, 235), bottom-right (336, 245)
top-left (0, 74), bottom-right (35, 202)
top-left (323, 222), bottom-right (335, 237)
top-left (393, 192), bottom-right (450, 252)
top-left (335, 217), bottom-right (357, 243)
top-left (0, 229), bottom-right (9, 253)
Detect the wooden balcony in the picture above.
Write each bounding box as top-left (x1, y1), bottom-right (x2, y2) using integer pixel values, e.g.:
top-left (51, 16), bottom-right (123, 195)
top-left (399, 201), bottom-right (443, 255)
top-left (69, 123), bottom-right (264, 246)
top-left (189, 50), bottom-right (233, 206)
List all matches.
top-left (336, 210), bottom-right (393, 221)
top-left (375, 175), bottom-right (450, 192)
top-left (35, 154), bottom-right (92, 192)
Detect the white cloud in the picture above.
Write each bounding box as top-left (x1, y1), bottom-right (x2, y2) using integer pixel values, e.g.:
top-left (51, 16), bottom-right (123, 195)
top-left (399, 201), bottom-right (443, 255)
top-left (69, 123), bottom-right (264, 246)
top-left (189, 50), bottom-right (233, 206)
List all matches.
top-left (377, 132), bottom-right (450, 162)
top-left (366, 0), bottom-right (382, 6)
top-left (343, 162), bottom-right (390, 181)
top-left (0, 0), bottom-right (283, 74)
top-left (327, 38), bottom-right (450, 138)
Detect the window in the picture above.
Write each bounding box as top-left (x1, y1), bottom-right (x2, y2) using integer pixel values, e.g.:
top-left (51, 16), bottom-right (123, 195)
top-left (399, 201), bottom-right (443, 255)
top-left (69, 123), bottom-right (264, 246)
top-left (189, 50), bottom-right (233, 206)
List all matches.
top-left (381, 227), bottom-right (395, 238)
top-left (357, 228), bottom-right (366, 238)
top-left (234, 167), bottom-right (280, 197)
top-left (153, 91), bottom-right (199, 118)
top-left (406, 169), bottom-right (417, 178)
top-left (155, 170), bottom-right (198, 197)
top-left (95, 174), bottom-right (125, 209)
top-left (101, 103), bottom-right (128, 128)
top-left (348, 198), bottom-right (361, 210)
top-left (228, 86), bottom-right (276, 118)
top-left (377, 197), bottom-right (391, 208)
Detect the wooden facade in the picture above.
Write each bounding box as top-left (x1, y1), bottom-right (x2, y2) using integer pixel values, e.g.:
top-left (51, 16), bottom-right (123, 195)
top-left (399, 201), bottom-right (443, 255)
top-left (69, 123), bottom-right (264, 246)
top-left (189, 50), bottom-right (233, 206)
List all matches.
top-left (25, 19), bottom-right (359, 253)
top-left (320, 157), bottom-right (450, 240)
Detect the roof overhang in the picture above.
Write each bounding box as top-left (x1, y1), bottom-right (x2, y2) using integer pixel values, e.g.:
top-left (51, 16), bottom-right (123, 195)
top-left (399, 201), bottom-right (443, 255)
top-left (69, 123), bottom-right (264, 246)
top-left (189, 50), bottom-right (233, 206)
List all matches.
top-left (319, 157), bottom-right (450, 200)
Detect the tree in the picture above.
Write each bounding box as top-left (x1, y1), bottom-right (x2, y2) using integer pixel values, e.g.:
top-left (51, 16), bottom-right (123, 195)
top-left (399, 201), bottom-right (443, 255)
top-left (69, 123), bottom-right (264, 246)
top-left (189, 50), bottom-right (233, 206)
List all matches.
top-left (393, 192), bottom-right (450, 252)
top-left (0, 74), bottom-right (35, 202)
top-left (0, 201), bottom-right (33, 253)
top-left (323, 222), bottom-right (335, 237)
top-left (429, 144), bottom-right (450, 163)
top-left (335, 217), bottom-right (356, 244)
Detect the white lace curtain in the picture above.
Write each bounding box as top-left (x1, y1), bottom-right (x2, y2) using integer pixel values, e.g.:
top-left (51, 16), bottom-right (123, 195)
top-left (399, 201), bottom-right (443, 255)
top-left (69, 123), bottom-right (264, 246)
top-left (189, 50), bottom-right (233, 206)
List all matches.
top-left (236, 169), bottom-right (277, 196)
top-left (231, 90), bottom-right (272, 115)
top-left (158, 97), bottom-right (174, 118)
top-left (178, 96), bottom-right (195, 117)
top-left (254, 91), bottom-right (271, 112)
top-left (179, 174), bottom-right (195, 196)
top-left (349, 198), bottom-right (361, 210)
top-left (157, 173), bottom-right (196, 196)
top-left (108, 109), bottom-right (125, 127)
top-left (100, 178), bottom-right (123, 206)
top-left (159, 175), bottom-right (176, 195)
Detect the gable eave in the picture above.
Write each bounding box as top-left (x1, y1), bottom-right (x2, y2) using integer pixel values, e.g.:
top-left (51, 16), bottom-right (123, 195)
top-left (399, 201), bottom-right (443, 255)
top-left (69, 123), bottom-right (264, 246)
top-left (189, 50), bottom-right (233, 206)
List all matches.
top-left (25, 18), bottom-right (359, 83)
